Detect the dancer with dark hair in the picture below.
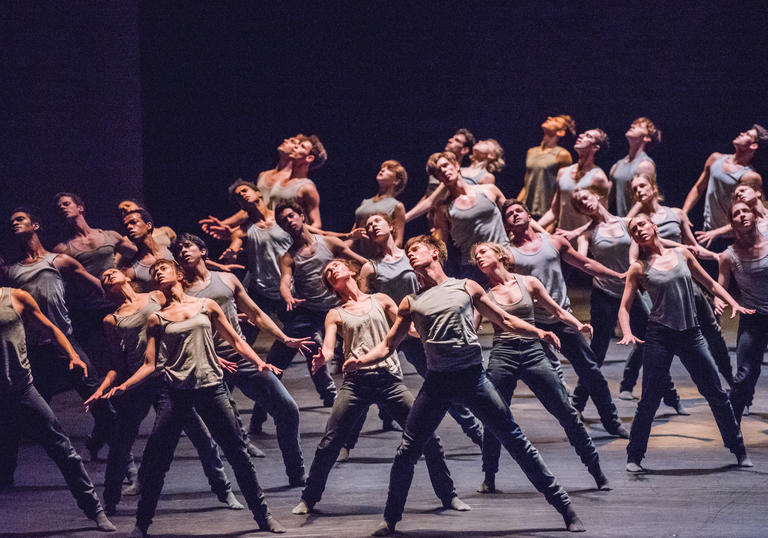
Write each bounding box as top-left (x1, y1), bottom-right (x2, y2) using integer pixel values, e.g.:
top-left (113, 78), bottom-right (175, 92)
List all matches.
top-left (696, 183), bottom-right (768, 245)
top-left (119, 209), bottom-right (174, 292)
top-left (609, 117), bottom-right (659, 217)
top-left (117, 200), bottom-right (177, 251)
top-left (269, 134), bottom-right (326, 227)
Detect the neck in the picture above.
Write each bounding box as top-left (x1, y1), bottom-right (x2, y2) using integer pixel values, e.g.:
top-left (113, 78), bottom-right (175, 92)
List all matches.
top-left (640, 239), bottom-right (664, 259)
top-left (184, 260), bottom-right (210, 283)
top-left (485, 264), bottom-right (512, 286)
top-left (576, 151), bottom-right (596, 170)
top-left (733, 148), bottom-right (754, 166)
top-left (336, 280), bottom-right (364, 303)
top-left (509, 224), bottom-right (537, 246)
top-left (734, 226), bottom-right (759, 247)
top-left (294, 226), bottom-right (314, 247)
top-left (415, 262), bottom-right (449, 289)
top-left (640, 197), bottom-right (661, 213)
top-left (446, 177), bottom-right (470, 197)
top-left (68, 215), bottom-right (92, 237)
top-left (589, 205), bottom-right (612, 224)
top-left (117, 282), bottom-right (139, 302)
top-left (275, 154), bottom-right (293, 172)
top-left (136, 233), bottom-right (159, 255)
top-left (376, 185), bottom-right (395, 197)
top-left (540, 132), bottom-right (559, 149)
top-left (627, 139), bottom-right (646, 160)
top-left (20, 234), bottom-right (46, 258)
top-left (246, 203), bottom-right (269, 223)
top-left (163, 283), bottom-right (186, 304)
top-left (291, 162), bottom-right (310, 179)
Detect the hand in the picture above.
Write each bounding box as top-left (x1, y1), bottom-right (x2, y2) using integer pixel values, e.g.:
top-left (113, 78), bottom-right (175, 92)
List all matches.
top-left (694, 229), bottom-right (717, 248)
top-left (344, 228), bottom-right (368, 241)
top-left (729, 303), bottom-right (756, 318)
top-left (539, 330), bottom-right (561, 351)
top-left (257, 362), bottom-right (282, 375)
top-left (285, 336), bottom-right (314, 355)
top-left (199, 216), bottom-right (236, 241)
top-left (554, 228), bottom-right (579, 242)
top-left (84, 389), bottom-right (104, 413)
top-left (208, 258), bottom-right (245, 272)
top-left (218, 356), bottom-right (238, 374)
top-left (343, 358), bottom-right (363, 374)
top-left (713, 297), bottom-right (727, 316)
top-left (311, 348), bottom-right (326, 374)
top-left (408, 323), bottom-right (420, 339)
top-left (105, 384), bottom-right (127, 399)
top-left (68, 354), bottom-right (88, 378)
top-left (578, 323), bottom-right (594, 339)
top-left (217, 247), bottom-right (243, 264)
top-left (618, 333), bottom-right (644, 345)
top-left (285, 296), bottom-right (306, 311)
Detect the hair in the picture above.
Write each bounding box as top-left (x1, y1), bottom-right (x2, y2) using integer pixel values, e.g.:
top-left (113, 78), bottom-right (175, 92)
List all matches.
top-left (321, 258), bottom-right (362, 294)
top-left (631, 171), bottom-right (664, 202)
top-left (425, 151), bottom-right (458, 178)
top-left (122, 208), bottom-right (154, 229)
top-left (729, 199), bottom-right (759, 221)
top-left (380, 159), bottom-right (408, 195)
top-left (592, 128), bottom-right (610, 153)
top-left (632, 117), bottom-right (662, 145)
top-left (296, 134), bottom-right (327, 171)
top-left (170, 233), bottom-right (208, 261)
top-left (627, 214), bottom-right (658, 260)
top-left (554, 115), bottom-right (577, 136)
top-left (54, 192), bottom-right (85, 208)
top-left (571, 186), bottom-right (607, 214)
top-left (470, 241), bottom-right (513, 269)
top-left (732, 183), bottom-right (767, 210)
top-left (405, 234), bottom-right (448, 266)
top-left (227, 178), bottom-right (260, 203)
top-left (274, 201), bottom-right (305, 224)
top-left (478, 138), bottom-right (506, 173)
top-left (501, 199), bottom-right (531, 217)
top-left (117, 198), bottom-right (144, 216)
top-left (752, 123), bottom-right (768, 147)
top-left (149, 258), bottom-right (182, 278)
top-left (454, 128), bottom-right (476, 166)
top-left (10, 205), bottom-right (43, 230)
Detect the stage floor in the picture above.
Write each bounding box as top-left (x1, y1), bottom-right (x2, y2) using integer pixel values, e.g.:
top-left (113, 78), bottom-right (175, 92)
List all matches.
top-left (3, 294), bottom-right (767, 537)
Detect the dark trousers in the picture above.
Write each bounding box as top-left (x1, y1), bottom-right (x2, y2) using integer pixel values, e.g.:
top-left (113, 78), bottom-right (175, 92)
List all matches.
top-left (104, 378), bottom-right (231, 508)
top-left (302, 369), bottom-right (456, 507)
top-left (0, 382), bottom-right (103, 517)
top-left (383, 364), bottom-right (570, 524)
top-left (729, 313), bottom-right (768, 422)
top-left (483, 339), bottom-right (599, 474)
top-left (693, 284), bottom-right (734, 386)
top-left (539, 321), bottom-right (623, 433)
top-left (28, 339), bottom-right (116, 450)
top-left (136, 382), bottom-right (271, 530)
top-left (627, 323), bottom-right (745, 464)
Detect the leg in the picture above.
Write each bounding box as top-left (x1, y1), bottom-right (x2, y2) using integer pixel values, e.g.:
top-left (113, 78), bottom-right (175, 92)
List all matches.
top-left (730, 314), bottom-right (768, 422)
top-left (694, 284), bottom-right (733, 386)
top-left (481, 349), bottom-right (520, 485)
top-left (574, 288), bottom-right (618, 411)
top-left (0, 392), bottom-right (22, 486)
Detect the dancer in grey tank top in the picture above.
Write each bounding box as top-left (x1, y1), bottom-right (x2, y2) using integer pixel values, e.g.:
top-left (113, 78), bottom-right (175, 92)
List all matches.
top-left (119, 208), bottom-right (175, 292)
top-left (269, 133), bottom-right (326, 227)
top-left (609, 117), bottom-right (658, 216)
top-left (619, 215), bottom-right (751, 472)
top-left (459, 137), bottom-right (505, 185)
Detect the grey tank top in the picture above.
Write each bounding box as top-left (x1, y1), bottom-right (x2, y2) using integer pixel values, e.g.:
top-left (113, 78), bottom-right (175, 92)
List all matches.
top-left (487, 274), bottom-right (536, 344)
top-left (370, 253), bottom-right (419, 304)
top-left (704, 155), bottom-right (753, 231)
top-left (642, 250), bottom-right (698, 331)
top-left (6, 253), bottom-right (72, 343)
top-left (523, 146), bottom-right (566, 216)
top-left (336, 297), bottom-right (401, 376)
top-left (558, 166), bottom-right (603, 231)
top-left (268, 178), bottom-right (314, 209)
top-left (354, 196), bottom-right (399, 225)
top-left (654, 206), bottom-right (683, 243)
top-left (460, 166), bottom-right (486, 185)
top-left (727, 246), bottom-right (768, 314)
top-left (508, 233), bottom-right (569, 324)
top-left (186, 272), bottom-right (245, 360)
top-left (63, 230), bottom-right (118, 310)
top-left (243, 221), bottom-right (292, 300)
top-left (293, 235), bottom-right (340, 311)
top-left (611, 152), bottom-right (653, 217)
top-left (408, 278), bottom-right (482, 372)
top-left (156, 300), bottom-right (223, 389)
top-left (448, 186), bottom-right (509, 264)
top-left (0, 288), bottom-right (32, 390)
top-left (131, 246), bottom-right (173, 292)
top-left (589, 219), bottom-right (631, 298)
top-left (112, 296), bottom-right (162, 381)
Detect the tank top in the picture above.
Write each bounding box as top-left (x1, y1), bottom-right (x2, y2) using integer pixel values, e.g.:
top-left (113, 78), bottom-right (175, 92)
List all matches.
top-left (487, 274), bottom-right (536, 344)
top-left (704, 155), bottom-right (754, 231)
top-left (370, 253), bottom-right (419, 304)
top-left (408, 278), bottom-right (482, 372)
top-left (6, 253), bottom-right (73, 343)
top-left (611, 152), bottom-right (653, 217)
top-left (0, 288), bottom-right (32, 390)
top-left (642, 250), bottom-right (698, 331)
top-left (130, 246), bottom-right (173, 293)
top-left (508, 233), bottom-right (569, 323)
top-left (523, 145), bottom-right (567, 216)
top-left (654, 206), bottom-right (683, 243)
top-left (354, 196), bottom-right (399, 225)
top-left (293, 235), bottom-right (340, 311)
top-left (557, 166), bottom-right (603, 231)
top-left (726, 246), bottom-right (768, 314)
top-left (243, 220), bottom-right (293, 300)
top-left (448, 186), bottom-right (509, 264)
top-left (589, 219), bottom-right (631, 297)
top-left (156, 300), bottom-right (223, 389)
top-left (335, 297), bottom-right (401, 376)
top-left (112, 296), bottom-right (162, 380)
top-left (460, 166), bottom-right (487, 186)
top-left (186, 272), bottom-right (245, 360)
top-left (63, 229), bottom-right (118, 310)
top-left (268, 178), bottom-right (314, 209)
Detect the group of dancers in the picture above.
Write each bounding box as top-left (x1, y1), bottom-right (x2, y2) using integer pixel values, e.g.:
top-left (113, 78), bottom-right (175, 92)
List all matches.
top-left (1, 119), bottom-right (767, 536)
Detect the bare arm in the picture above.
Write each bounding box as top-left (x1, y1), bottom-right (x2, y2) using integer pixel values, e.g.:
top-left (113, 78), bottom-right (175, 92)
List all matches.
top-left (107, 315), bottom-right (161, 396)
top-left (325, 236), bottom-right (368, 265)
top-left (84, 316), bottom-right (121, 408)
top-left (208, 299), bottom-right (281, 373)
top-left (405, 182), bottom-right (447, 222)
top-left (715, 250), bottom-right (733, 316)
top-left (311, 309), bottom-right (341, 373)
top-left (392, 202), bottom-right (406, 247)
top-left (279, 251), bottom-right (303, 310)
top-left (298, 183), bottom-right (322, 228)
top-left (617, 263), bottom-right (643, 344)
top-left (358, 261), bottom-right (375, 293)
top-left (682, 248), bottom-right (753, 317)
top-left (526, 276), bottom-right (592, 337)
top-left (54, 254), bottom-right (103, 294)
top-left (682, 153), bottom-right (718, 214)
top-left (556, 235), bottom-right (624, 279)
top-left (537, 171), bottom-right (563, 228)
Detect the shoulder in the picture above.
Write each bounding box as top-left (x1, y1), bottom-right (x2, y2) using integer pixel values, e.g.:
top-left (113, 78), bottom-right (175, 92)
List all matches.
top-left (217, 271), bottom-right (238, 288)
top-left (706, 152), bottom-right (724, 166)
top-left (11, 287), bottom-right (34, 305)
top-left (374, 292), bottom-right (396, 308)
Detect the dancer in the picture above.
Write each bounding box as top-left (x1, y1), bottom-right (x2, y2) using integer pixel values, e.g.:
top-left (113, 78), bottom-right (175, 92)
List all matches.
top-left (0, 287), bottom-right (116, 532)
top-left (86, 268), bottom-right (243, 515)
top-left (471, 242), bottom-right (609, 493)
top-left (353, 235), bottom-right (584, 535)
top-left (119, 208), bottom-right (173, 292)
top-left (618, 215), bottom-right (752, 472)
top-left (102, 259), bottom-right (285, 536)
top-left (609, 117), bottom-right (658, 217)
top-left (118, 199), bottom-right (177, 250)
top-left (503, 200), bottom-right (629, 437)
top-left (695, 183), bottom-right (768, 245)
top-left (268, 134), bottom-right (326, 227)
top-left (291, 259), bottom-right (470, 516)
top-left (417, 128), bottom-right (476, 203)
top-left (516, 115), bottom-right (575, 219)
top-left (718, 201), bottom-right (768, 422)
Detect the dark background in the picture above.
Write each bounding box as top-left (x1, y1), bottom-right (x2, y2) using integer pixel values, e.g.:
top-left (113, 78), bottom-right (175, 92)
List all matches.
top-left (3, 2), bottom-right (768, 258)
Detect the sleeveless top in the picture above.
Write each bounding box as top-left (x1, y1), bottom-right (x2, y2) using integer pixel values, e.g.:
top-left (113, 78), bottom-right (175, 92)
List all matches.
top-left (370, 253), bottom-right (419, 304)
top-left (642, 250), bottom-right (698, 331)
top-left (523, 145), bottom-right (567, 216)
top-left (448, 186), bottom-right (509, 264)
top-left (6, 253), bottom-right (73, 343)
top-left (256, 170), bottom-right (274, 203)
top-left (487, 274), bottom-right (536, 344)
top-left (354, 196), bottom-right (399, 225)
top-left (63, 229), bottom-right (118, 310)
top-left (156, 299), bottom-right (223, 389)
top-left (131, 246), bottom-right (173, 293)
top-left (704, 155), bottom-right (754, 231)
top-left (611, 152), bottom-right (653, 217)
top-left (112, 296), bottom-right (162, 381)
top-left (654, 206), bottom-right (683, 243)
top-left (408, 278), bottom-right (482, 372)
top-left (460, 166), bottom-right (487, 186)
top-left (186, 272), bottom-right (245, 361)
top-left (335, 297), bottom-right (401, 376)
top-left (589, 219), bottom-right (631, 298)
top-left (508, 233), bottom-right (570, 323)
top-left (557, 166), bottom-right (603, 231)
top-left (0, 288), bottom-right (32, 390)
top-left (268, 178), bottom-right (314, 209)
top-left (243, 220), bottom-right (293, 300)
top-left (293, 235), bottom-right (340, 311)
top-left (726, 246), bottom-right (768, 314)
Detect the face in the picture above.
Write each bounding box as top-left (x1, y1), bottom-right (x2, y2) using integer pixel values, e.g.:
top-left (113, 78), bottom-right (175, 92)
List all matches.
top-left (365, 214), bottom-right (392, 241)
top-left (277, 207), bottom-right (304, 234)
top-left (101, 268), bottom-right (127, 291)
top-left (118, 200), bottom-right (140, 216)
top-left (123, 213), bottom-right (151, 241)
top-left (277, 136), bottom-right (298, 155)
top-left (574, 129), bottom-right (602, 151)
top-left (376, 165), bottom-right (397, 190)
top-left (503, 204), bottom-right (531, 229)
top-left (177, 240), bottom-right (205, 266)
top-left (323, 260), bottom-right (353, 289)
top-left (733, 128), bottom-right (758, 149)
top-left (57, 196), bottom-right (82, 219)
top-left (730, 202), bottom-right (756, 231)
top-left (434, 156), bottom-right (461, 184)
top-left (406, 242), bottom-right (435, 268)
top-left (473, 244), bottom-right (502, 272)
top-left (444, 133), bottom-right (467, 155)
top-left (151, 262), bottom-right (180, 287)
top-left (735, 185), bottom-right (759, 204)
top-left (10, 212), bottom-right (36, 235)
top-left (573, 190), bottom-right (599, 215)
top-left (541, 116), bottom-right (567, 135)
top-left (631, 175), bottom-right (655, 203)
top-left (625, 121), bottom-right (649, 140)
top-left (290, 139), bottom-right (313, 162)
top-left (629, 217), bottom-right (656, 244)
top-left (472, 140), bottom-right (494, 160)
top-left (234, 185), bottom-right (260, 206)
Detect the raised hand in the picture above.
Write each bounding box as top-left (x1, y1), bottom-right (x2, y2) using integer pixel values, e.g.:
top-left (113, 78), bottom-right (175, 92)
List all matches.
top-left (285, 336), bottom-right (314, 355)
top-left (199, 215), bottom-right (236, 241)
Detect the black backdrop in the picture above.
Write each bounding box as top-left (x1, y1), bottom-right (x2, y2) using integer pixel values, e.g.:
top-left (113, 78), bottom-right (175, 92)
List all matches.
top-left (3, 2), bottom-right (768, 257)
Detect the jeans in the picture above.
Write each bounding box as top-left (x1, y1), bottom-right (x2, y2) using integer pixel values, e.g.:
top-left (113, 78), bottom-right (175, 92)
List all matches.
top-left (302, 369), bottom-right (456, 507)
top-left (104, 378), bottom-right (232, 508)
top-left (693, 283), bottom-right (734, 386)
top-left (483, 339), bottom-right (599, 474)
top-left (626, 323), bottom-right (745, 464)
top-left (0, 382), bottom-right (103, 517)
top-left (383, 364), bottom-right (570, 524)
top-left (539, 321), bottom-right (624, 433)
top-left (136, 382), bottom-right (272, 530)
top-left (729, 313), bottom-right (768, 422)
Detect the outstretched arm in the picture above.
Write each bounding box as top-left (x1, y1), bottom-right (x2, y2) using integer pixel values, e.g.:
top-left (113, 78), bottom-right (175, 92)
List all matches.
top-left (527, 277), bottom-right (592, 337)
top-left (682, 153), bottom-right (717, 214)
top-left (405, 182), bottom-right (447, 222)
top-left (682, 248), bottom-right (754, 318)
top-left (344, 297), bottom-right (413, 373)
top-left (557, 235), bottom-right (624, 279)
top-left (617, 263), bottom-right (643, 345)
